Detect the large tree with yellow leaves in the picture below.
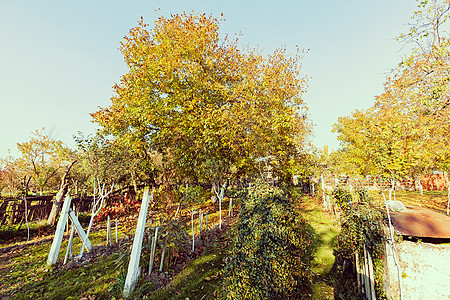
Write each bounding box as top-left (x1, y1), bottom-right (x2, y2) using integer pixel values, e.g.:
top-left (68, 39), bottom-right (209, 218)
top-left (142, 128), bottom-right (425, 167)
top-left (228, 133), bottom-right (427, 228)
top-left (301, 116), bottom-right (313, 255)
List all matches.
top-left (92, 13), bottom-right (311, 184)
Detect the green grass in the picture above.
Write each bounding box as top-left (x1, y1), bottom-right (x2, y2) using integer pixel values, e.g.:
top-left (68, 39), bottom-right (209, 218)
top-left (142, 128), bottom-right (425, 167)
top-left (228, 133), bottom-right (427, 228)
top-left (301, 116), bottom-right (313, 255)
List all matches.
top-left (0, 189), bottom-right (343, 300)
top-left (0, 217), bottom-right (129, 299)
top-left (145, 241), bottom-right (227, 300)
top-left (366, 189), bottom-right (448, 214)
top-left (0, 200), bottom-right (231, 300)
top-left (292, 189), bottom-right (339, 300)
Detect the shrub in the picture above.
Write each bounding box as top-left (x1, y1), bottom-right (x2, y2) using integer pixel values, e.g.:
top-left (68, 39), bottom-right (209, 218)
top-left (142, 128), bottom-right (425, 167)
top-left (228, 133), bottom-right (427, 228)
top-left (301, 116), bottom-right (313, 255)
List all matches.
top-left (355, 186), bottom-right (371, 204)
top-left (223, 181), bottom-right (314, 299)
top-left (332, 203), bottom-right (386, 299)
top-left (333, 187), bottom-right (353, 210)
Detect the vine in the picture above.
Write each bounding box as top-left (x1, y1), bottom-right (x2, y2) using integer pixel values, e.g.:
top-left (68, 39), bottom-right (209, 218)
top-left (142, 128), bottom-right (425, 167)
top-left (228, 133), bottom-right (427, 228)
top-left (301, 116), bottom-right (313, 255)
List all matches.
top-left (223, 181), bottom-right (315, 299)
top-left (332, 190), bottom-right (387, 299)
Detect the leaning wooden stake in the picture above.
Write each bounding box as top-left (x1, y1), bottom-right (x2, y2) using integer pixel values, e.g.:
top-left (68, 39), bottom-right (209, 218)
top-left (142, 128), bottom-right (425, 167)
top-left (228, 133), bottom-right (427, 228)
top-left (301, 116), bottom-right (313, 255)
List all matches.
top-left (47, 195), bottom-right (72, 266)
top-left (148, 226), bottom-right (159, 275)
top-left (63, 219), bottom-right (76, 265)
top-left (68, 210), bottom-right (93, 252)
top-left (123, 190), bottom-right (152, 298)
top-left (159, 233), bottom-right (168, 272)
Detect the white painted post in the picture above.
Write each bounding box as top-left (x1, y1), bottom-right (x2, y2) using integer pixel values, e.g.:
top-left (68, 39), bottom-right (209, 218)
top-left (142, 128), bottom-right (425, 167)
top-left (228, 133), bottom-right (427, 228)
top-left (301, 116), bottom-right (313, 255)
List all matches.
top-left (199, 209), bottom-right (202, 238)
top-left (63, 219), bottom-right (76, 265)
top-left (355, 252), bottom-right (361, 294)
top-left (123, 190), bottom-right (152, 298)
top-left (219, 197), bottom-right (222, 229)
top-left (228, 198), bottom-right (232, 217)
top-left (366, 245), bottom-right (376, 300)
top-left (47, 195), bottom-right (72, 266)
top-left (68, 210), bottom-right (93, 251)
top-left (321, 175), bottom-right (325, 208)
top-left (159, 233), bottom-right (167, 272)
top-left (115, 217), bottom-right (118, 243)
top-left (189, 208), bottom-right (195, 252)
top-left (70, 211), bottom-right (79, 259)
top-left (107, 215), bottom-right (111, 246)
top-left (148, 226), bottom-right (159, 275)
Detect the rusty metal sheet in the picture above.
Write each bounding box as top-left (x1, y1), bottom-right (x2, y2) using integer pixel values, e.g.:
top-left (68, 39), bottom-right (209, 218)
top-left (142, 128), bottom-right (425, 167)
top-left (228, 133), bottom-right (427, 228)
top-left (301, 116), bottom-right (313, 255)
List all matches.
top-left (390, 207), bottom-right (450, 239)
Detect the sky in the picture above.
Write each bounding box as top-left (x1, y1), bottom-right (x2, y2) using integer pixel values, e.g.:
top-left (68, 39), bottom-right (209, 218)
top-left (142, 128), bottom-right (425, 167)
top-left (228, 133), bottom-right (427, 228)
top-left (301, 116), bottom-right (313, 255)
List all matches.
top-left (0, 0), bottom-right (419, 158)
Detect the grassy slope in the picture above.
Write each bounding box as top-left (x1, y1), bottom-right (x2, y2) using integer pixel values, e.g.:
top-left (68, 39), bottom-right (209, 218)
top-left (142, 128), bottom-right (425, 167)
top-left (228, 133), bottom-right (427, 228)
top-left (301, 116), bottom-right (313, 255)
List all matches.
top-left (0, 205), bottom-right (230, 300)
top-left (0, 190), bottom-right (341, 300)
top-left (0, 220), bottom-right (127, 299)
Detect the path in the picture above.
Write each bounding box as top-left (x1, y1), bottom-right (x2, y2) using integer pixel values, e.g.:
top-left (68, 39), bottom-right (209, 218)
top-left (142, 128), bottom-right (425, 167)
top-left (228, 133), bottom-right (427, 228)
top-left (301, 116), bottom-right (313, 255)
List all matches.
top-left (296, 193), bottom-right (339, 300)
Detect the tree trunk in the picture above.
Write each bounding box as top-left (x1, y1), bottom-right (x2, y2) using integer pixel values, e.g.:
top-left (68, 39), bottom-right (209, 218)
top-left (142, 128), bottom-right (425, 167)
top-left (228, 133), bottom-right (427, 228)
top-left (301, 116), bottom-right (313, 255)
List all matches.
top-left (211, 181), bottom-right (217, 203)
top-left (47, 161), bottom-right (77, 226)
top-left (130, 170), bottom-right (138, 194)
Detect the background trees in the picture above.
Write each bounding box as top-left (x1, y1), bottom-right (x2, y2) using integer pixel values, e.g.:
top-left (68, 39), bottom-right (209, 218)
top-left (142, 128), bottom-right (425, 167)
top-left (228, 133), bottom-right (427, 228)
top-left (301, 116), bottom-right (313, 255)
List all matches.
top-left (334, 0), bottom-right (450, 181)
top-left (0, 153), bottom-right (21, 196)
top-left (16, 129), bottom-right (74, 195)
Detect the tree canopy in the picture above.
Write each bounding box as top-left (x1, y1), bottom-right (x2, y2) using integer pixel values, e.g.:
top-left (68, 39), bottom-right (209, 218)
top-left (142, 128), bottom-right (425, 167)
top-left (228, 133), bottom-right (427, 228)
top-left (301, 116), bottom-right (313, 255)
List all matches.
top-left (334, 0), bottom-right (450, 178)
top-left (92, 13), bottom-right (311, 183)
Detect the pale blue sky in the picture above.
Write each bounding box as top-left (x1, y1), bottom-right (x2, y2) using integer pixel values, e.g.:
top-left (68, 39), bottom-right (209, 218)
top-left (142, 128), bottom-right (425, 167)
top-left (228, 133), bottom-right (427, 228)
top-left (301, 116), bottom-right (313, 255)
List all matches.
top-left (0, 0), bottom-right (418, 157)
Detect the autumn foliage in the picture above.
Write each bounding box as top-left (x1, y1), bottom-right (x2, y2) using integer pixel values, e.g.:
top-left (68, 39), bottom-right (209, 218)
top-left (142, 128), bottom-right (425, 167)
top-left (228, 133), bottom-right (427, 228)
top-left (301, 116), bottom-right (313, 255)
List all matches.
top-left (92, 13), bottom-right (311, 183)
top-left (334, 0), bottom-right (450, 180)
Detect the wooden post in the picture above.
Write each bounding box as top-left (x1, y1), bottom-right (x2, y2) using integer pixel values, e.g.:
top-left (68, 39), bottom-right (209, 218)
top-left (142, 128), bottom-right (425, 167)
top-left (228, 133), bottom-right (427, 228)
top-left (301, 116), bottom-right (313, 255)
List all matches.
top-left (188, 208), bottom-right (195, 252)
top-left (355, 252), bottom-right (361, 294)
top-left (321, 174), bottom-right (326, 208)
top-left (123, 190), bottom-right (152, 298)
top-left (159, 233), bottom-right (167, 272)
top-left (199, 209), bottom-right (202, 238)
top-left (148, 226), bottom-right (159, 275)
top-left (115, 217), bottom-right (118, 243)
top-left (362, 246), bottom-right (372, 299)
top-left (228, 197), bottom-right (233, 217)
top-left (219, 196), bottom-right (222, 229)
top-left (107, 215), bottom-right (111, 246)
top-left (63, 220), bottom-right (76, 265)
top-left (68, 210), bottom-right (93, 251)
top-left (47, 195), bottom-right (72, 266)
top-left (366, 245), bottom-right (376, 300)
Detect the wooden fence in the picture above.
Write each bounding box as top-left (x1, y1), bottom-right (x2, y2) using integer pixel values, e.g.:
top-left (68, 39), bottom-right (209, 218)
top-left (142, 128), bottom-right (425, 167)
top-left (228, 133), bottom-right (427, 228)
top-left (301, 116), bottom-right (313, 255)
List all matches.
top-left (0, 195), bottom-right (94, 226)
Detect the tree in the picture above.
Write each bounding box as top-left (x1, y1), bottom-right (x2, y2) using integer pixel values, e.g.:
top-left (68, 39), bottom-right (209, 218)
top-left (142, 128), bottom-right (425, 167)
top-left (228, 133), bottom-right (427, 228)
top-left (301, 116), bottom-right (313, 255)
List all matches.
top-left (333, 105), bottom-right (437, 183)
top-left (395, 0), bottom-right (450, 113)
top-left (17, 129), bottom-right (73, 195)
top-left (92, 13), bottom-right (311, 191)
top-left (46, 160), bottom-right (77, 225)
top-left (0, 152), bottom-right (22, 196)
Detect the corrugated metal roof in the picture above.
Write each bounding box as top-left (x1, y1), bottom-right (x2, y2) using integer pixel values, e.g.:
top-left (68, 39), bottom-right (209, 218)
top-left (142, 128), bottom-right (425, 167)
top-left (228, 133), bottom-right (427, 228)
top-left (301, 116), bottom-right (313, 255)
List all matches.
top-left (390, 207), bottom-right (450, 239)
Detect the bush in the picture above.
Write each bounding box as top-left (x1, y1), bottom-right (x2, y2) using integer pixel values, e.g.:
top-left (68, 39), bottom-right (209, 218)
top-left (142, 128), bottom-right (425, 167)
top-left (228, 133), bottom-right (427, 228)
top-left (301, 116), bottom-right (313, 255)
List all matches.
top-left (332, 203), bottom-right (386, 299)
top-left (333, 187), bottom-right (353, 210)
top-left (223, 181), bottom-right (314, 299)
top-left (355, 186), bottom-right (371, 204)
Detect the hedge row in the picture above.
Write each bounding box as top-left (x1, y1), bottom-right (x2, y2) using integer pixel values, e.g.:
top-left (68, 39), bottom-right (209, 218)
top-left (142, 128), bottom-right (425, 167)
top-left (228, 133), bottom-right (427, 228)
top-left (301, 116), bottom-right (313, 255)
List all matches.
top-left (223, 181), bottom-right (315, 299)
